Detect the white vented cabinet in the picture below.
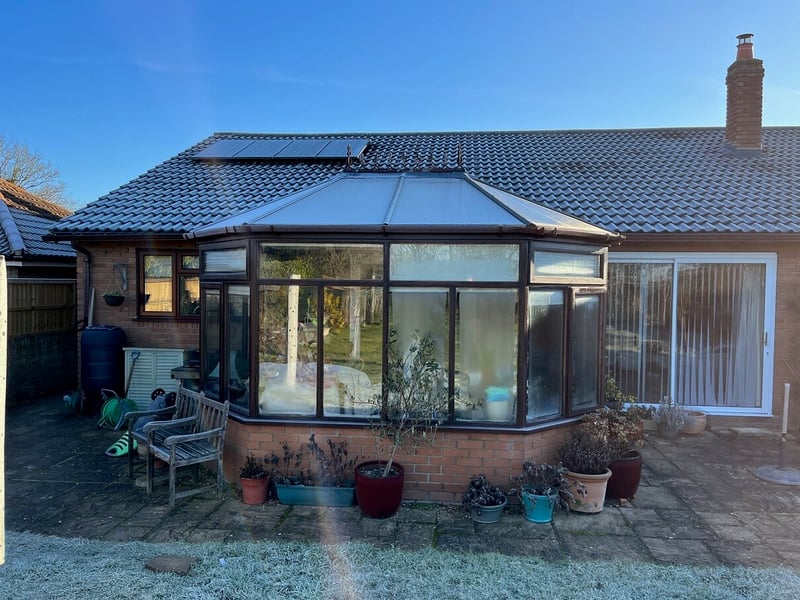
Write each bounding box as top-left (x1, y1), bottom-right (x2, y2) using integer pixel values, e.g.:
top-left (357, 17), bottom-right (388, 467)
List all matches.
top-left (123, 347), bottom-right (185, 410)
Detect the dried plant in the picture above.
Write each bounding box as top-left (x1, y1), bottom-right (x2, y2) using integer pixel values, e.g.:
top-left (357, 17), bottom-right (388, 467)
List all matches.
top-left (267, 434), bottom-right (358, 487)
top-left (239, 452), bottom-right (267, 479)
top-left (461, 475), bottom-right (506, 510)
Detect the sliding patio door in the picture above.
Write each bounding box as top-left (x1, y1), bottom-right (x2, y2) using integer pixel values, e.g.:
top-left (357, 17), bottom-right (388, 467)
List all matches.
top-left (606, 254), bottom-right (775, 415)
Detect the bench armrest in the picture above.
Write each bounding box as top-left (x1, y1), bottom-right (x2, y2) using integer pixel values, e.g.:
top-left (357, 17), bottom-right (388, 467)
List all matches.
top-left (163, 427), bottom-right (225, 446)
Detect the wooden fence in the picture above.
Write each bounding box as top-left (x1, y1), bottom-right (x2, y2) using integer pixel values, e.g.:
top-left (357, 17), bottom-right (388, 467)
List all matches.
top-left (7, 278), bottom-right (77, 402)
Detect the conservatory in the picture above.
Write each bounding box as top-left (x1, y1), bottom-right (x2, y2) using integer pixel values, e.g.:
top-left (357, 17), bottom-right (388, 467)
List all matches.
top-left (187, 170), bottom-right (621, 429)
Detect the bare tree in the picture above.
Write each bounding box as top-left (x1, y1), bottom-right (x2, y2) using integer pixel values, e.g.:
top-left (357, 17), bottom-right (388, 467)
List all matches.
top-left (0, 135), bottom-right (73, 208)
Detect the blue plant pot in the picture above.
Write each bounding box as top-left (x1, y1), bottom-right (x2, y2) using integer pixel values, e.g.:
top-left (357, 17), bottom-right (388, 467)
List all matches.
top-left (520, 490), bottom-right (557, 523)
top-left (274, 484), bottom-right (355, 507)
top-left (469, 498), bottom-right (507, 523)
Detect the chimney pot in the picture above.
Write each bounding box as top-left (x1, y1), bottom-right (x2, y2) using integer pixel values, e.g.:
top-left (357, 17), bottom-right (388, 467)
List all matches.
top-left (736, 33), bottom-right (755, 60)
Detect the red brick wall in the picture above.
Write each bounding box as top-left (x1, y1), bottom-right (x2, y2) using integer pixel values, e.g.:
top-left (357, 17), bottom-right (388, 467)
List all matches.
top-left (224, 420), bottom-right (571, 504)
top-left (75, 241), bottom-right (200, 351)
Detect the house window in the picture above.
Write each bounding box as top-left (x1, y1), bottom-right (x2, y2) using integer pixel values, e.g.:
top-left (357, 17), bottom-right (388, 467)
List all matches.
top-left (606, 253), bottom-right (776, 416)
top-left (139, 251), bottom-right (199, 317)
top-left (528, 290), bottom-right (564, 421)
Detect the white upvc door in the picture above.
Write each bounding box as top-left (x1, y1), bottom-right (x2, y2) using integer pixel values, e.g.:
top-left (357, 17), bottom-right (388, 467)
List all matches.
top-left (607, 252), bottom-right (776, 417)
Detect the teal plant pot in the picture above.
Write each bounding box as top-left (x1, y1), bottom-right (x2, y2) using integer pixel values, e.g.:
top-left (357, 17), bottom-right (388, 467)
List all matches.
top-left (274, 484), bottom-right (355, 507)
top-left (520, 490), bottom-right (557, 523)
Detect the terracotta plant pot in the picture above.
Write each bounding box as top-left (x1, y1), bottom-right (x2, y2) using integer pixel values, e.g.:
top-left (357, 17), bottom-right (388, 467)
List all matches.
top-left (240, 476), bottom-right (269, 505)
top-left (682, 410), bottom-right (707, 434)
top-left (355, 460), bottom-right (404, 519)
top-left (607, 450), bottom-right (643, 500)
top-left (563, 468), bottom-right (612, 514)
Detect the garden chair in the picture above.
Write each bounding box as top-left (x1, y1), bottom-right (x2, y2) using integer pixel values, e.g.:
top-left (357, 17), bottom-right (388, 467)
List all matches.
top-left (115, 385), bottom-right (202, 478)
top-left (145, 393), bottom-right (230, 508)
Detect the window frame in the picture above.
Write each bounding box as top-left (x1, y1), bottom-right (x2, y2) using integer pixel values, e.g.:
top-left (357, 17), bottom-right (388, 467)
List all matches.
top-left (136, 249), bottom-right (200, 320)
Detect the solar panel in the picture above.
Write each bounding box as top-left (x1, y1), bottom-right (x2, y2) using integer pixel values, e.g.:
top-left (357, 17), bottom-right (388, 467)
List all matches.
top-left (193, 137), bottom-right (370, 160)
top-left (233, 139), bottom-right (293, 158)
top-left (275, 139), bottom-right (329, 158)
top-left (194, 139), bottom-right (254, 158)
top-left (317, 138), bottom-right (369, 158)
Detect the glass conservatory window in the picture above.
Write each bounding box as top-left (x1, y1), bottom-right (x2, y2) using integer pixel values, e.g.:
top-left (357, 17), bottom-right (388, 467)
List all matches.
top-left (322, 286), bottom-right (383, 417)
top-left (570, 294), bottom-right (601, 412)
top-left (202, 289), bottom-right (221, 398)
top-left (202, 247), bottom-right (247, 274)
top-left (224, 285), bottom-right (250, 409)
top-left (258, 281), bottom-right (318, 416)
top-left (528, 290), bottom-right (564, 421)
top-left (533, 250), bottom-right (601, 279)
top-left (390, 244), bottom-right (518, 281)
top-left (259, 243), bottom-right (383, 280)
top-left (455, 289), bottom-right (518, 423)
top-left (389, 288), bottom-right (449, 408)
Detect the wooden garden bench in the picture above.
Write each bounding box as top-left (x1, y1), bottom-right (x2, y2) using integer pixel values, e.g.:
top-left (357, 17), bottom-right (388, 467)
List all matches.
top-left (116, 385), bottom-right (202, 478)
top-left (144, 393), bottom-right (230, 508)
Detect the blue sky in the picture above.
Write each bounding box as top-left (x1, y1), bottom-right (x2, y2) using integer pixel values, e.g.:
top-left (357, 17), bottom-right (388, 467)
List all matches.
top-left (3, 1), bottom-right (799, 207)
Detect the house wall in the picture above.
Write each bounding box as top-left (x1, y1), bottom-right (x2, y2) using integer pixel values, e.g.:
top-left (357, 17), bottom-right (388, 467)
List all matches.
top-left (75, 241), bottom-right (199, 351)
top-left (224, 420), bottom-right (571, 504)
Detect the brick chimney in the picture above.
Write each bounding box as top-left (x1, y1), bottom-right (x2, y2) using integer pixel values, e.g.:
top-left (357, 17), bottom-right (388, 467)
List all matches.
top-left (725, 33), bottom-right (764, 153)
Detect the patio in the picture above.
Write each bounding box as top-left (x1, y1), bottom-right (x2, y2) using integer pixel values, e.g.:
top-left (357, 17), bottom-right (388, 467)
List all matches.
top-left (5, 393), bottom-right (800, 568)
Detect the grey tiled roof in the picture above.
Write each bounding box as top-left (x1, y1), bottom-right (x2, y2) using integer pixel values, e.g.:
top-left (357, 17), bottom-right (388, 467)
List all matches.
top-left (50, 127), bottom-right (800, 237)
top-left (0, 205), bottom-right (75, 258)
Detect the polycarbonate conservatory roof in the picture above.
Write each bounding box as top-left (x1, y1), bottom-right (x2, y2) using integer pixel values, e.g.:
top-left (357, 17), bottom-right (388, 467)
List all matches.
top-left (188, 171), bottom-right (620, 242)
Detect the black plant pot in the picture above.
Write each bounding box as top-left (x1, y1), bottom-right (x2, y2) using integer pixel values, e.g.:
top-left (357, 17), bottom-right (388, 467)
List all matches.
top-left (607, 450), bottom-right (643, 500)
top-left (355, 460), bottom-right (404, 519)
top-left (103, 294), bottom-right (125, 306)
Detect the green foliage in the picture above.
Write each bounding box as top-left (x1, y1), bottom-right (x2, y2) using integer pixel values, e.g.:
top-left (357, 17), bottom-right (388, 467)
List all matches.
top-left (366, 329), bottom-right (450, 478)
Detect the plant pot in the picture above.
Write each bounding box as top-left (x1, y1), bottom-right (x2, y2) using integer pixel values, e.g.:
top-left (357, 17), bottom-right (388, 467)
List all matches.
top-left (103, 294), bottom-right (124, 306)
top-left (607, 450), bottom-right (643, 500)
top-left (468, 498), bottom-right (507, 523)
top-left (274, 483), bottom-right (355, 507)
top-left (563, 468), bottom-right (612, 514)
top-left (240, 476), bottom-right (269, 505)
top-left (657, 423), bottom-right (682, 440)
top-left (520, 490), bottom-right (558, 523)
top-left (682, 410), bottom-right (707, 434)
top-left (355, 460), bottom-right (404, 519)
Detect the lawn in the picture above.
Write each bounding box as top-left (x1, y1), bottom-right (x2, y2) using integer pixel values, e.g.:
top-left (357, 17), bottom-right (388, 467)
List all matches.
top-left (2, 531), bottom-right (799, 599)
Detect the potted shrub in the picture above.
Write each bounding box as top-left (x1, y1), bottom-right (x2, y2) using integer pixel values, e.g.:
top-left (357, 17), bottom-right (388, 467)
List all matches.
top-left (556, 425), bottom-right (615, 514)
top-left (582, 404), bottom-right (646, 502)
top-left (355, 329), bottom-right (449, 519)
top-left (654, 396), bottom-right (686, 439)
top-left (267, 434), bottom-right (358, 507)
top-left (510, 460), bottom-right (570, 523)
top-left (239, 452), bottom-right (268, 505)
top-left (461, 475), bottom-right (507, 523)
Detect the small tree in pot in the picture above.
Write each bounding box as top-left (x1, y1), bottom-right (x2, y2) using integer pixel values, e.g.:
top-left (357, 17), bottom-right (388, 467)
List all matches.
top-left (355, 329), bottom-right (450, 518)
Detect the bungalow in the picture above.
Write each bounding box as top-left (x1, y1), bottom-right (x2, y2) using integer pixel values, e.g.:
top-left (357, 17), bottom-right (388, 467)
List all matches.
top-left (48, 34), bottom-right (800, 502)
top-left (1, 178), bottom-right (76, 402)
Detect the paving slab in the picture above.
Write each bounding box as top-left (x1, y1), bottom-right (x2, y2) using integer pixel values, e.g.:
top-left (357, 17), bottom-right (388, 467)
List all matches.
top-left (7, 393), bottom-right (800, 569)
